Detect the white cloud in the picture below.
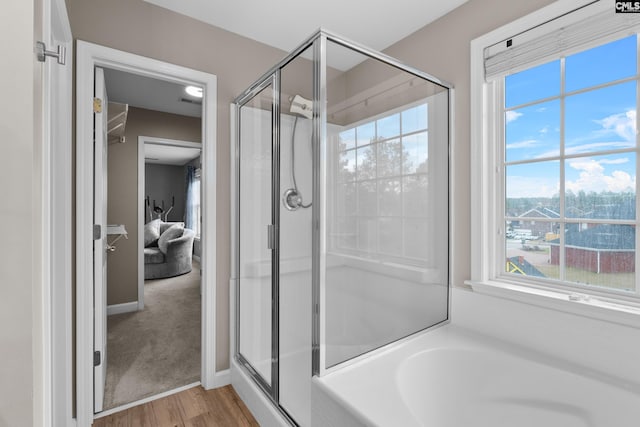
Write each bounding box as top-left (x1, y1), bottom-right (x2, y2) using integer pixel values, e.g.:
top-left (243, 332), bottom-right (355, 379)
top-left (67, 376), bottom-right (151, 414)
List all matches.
top-left (506, 175), bottom-right (558, 198)
top-left (564, 141), bottom-right (634, 156)
top-left (566, 157), bottom-right (635, 194)
top-left (594, 109), bottom-right (636, 142)
top-left (506, 139), bottom-right (538, 149)
top-left (505, 110), bottom-right (523, 123)
top-left (539, 126), bottom-right (549, 134)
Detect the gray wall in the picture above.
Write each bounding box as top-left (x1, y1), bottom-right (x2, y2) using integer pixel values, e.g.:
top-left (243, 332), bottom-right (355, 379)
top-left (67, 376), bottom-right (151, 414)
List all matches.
top-left (145, 163), bottom-right (187, 223)
top-left (107, 106), bottom-right (200, 306)
top-left (67, 0), bottom-right (556, 374)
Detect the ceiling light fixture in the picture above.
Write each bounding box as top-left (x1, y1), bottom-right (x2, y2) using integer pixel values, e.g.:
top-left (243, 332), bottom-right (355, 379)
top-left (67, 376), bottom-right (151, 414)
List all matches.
top-left (185, 85), bottom-right (203, 98)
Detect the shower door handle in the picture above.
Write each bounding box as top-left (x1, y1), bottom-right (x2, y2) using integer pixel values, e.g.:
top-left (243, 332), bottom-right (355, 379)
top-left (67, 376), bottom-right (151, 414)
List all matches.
top-left (267, 224), bottom-right (275, 250)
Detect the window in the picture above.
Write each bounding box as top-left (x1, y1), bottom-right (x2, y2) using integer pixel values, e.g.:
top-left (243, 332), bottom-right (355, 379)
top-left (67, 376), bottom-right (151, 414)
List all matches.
top-left (472, 2), bottom-right (640, 309)
top-left (191, 168), bottom-right (201, 237)
top-left (503, 34), bottom-right (637, 293)
top-left (332, 102), bottom-right (431, 265)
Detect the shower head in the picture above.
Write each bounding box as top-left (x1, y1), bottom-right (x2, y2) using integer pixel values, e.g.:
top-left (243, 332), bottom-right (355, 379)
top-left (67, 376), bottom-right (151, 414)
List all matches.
top-left (289, 94), bottom-right (313, 120)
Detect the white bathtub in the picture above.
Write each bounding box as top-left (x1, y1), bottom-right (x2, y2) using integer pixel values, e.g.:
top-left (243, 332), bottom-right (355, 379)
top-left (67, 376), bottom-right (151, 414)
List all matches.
top-left (312, 324), bottom-right (640, 427)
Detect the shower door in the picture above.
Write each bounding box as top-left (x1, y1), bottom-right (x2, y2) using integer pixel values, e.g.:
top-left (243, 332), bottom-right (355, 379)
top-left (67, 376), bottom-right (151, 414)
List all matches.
top-left (237, 76), bottom-right (279, 395)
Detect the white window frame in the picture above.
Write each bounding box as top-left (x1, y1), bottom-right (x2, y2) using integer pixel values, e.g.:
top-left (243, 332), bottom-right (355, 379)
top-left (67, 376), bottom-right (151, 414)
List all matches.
top-left (470, 0), bottom-right (640, 328)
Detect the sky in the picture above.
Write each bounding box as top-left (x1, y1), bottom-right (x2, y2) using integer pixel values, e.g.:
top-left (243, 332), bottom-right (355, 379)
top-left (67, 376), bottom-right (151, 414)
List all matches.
top-left (505, 35), bottom-right (638, 199)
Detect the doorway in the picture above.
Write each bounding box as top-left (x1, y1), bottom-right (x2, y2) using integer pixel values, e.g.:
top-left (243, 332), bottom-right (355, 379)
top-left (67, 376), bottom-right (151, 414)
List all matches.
top-left (101, 65), bottom-right (204, 409)
top-left (75, 41), bottom-right (220, 426)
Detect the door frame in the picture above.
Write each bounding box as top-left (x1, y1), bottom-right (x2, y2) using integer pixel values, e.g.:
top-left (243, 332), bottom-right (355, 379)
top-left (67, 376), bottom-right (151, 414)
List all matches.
top-left (138, 136), bottom-right (203, 310)
top-left (41, 0), bottom-right (73, 425)
top-left (76, 41), bottom-right (219, 425)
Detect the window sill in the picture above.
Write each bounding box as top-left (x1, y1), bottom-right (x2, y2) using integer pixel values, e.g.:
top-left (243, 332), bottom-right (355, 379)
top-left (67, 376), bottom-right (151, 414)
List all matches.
top-left (464, 279), bottom-right (640, 330)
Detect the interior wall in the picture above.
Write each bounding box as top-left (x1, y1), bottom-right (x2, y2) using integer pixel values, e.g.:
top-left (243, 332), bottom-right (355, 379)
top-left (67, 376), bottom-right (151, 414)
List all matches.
top-left (0, 0), bottom-right (37, 425)
top-left (107, 106), bottom-right (200, 305)
top-left (66, 0), bottom-right (308, 371)
top-left (145, 163), bottom-right (187, 223)
top-left (67, 0), bottom-right (560, 372)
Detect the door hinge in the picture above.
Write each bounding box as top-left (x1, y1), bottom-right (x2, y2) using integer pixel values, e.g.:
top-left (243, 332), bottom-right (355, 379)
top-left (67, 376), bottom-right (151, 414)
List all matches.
top-left (94, 351), bottom-right (101, 367)
top-left (93, 97), bottom-right (103, 113)
top-left (93, 224), bottom-right (101, 240)
top-left (36, 41), bottom-right (66, 65)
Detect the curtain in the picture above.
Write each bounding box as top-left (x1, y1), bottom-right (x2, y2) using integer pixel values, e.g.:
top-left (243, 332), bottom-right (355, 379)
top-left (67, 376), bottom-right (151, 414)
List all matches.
top-left (185, 165), bottom-right (197, 231)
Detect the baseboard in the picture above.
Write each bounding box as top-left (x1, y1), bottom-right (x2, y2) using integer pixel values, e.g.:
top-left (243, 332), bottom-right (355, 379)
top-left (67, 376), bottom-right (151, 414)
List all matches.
top-left (107, 301), bottom-right (138, 316)
top-left (212, 369), bottom-right (231, 388)
top-left (193, 254), bottom-right (201, 263)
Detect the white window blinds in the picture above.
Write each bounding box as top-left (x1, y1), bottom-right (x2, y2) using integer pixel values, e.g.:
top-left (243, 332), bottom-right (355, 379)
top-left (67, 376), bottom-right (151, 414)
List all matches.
top-left (484, 5), bottom-right (640, 81)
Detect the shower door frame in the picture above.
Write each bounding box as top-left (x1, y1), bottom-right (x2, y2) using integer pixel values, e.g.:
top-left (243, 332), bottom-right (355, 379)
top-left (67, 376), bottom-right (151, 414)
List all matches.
top-left (234, 72), bottom-right (282, 402)
top-left (233, 34), bottom-right (319, 426)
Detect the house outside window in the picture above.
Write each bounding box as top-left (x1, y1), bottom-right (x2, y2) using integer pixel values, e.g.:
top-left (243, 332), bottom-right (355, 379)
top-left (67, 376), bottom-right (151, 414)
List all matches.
top-left (471, 1), bottom-right (640, 310)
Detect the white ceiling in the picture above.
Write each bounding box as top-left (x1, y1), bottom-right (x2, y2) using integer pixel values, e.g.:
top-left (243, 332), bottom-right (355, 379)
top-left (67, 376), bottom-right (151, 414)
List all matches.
top-left (144, 0), bottom-right (468, 70)
top-left (145, 143), bottom-right (201, 166)
top-left (102, 0), bottom-right (468, 151)
top-left (103, 68), bottom-right (202, 118)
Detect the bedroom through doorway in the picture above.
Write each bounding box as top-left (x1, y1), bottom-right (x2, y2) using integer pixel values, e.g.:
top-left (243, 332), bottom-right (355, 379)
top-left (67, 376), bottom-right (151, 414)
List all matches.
top-left (100, 67), bottom-right (204, 411)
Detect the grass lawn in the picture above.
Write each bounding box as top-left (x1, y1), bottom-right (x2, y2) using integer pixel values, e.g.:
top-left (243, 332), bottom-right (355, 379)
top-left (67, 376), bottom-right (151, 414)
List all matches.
top-left (534, 264), bottom-right (635, 292)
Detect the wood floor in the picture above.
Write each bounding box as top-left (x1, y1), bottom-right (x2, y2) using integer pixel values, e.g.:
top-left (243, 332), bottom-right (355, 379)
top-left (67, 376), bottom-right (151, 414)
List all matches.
top-left (92, 385), bottom-right (259, 427)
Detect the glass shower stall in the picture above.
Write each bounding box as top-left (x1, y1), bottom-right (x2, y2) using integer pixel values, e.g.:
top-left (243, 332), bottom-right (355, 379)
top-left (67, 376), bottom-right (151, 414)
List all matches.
top-left (232, 29), bottom-right (451, 426)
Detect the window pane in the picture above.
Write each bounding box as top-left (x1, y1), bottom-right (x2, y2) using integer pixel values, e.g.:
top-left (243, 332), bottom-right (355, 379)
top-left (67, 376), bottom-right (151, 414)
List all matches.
top-left (505, 60), bottom-right (560, 108)
top-left (402, 104), bottom-right (428, 134)
top-left (357, 181), bottom-right (377, 215)
top-left (335, 216), bottom-right (357, 249)
top-left (379, 217), bottom-right (402, 256)
top-left (377, 113), bottom-right (400, 139)
top-left (403, 174), bottom-right (428, 217)
top-left (565, 81), bottom-right (637, 155)
top-left (338, 149), bottom-right (356, 182)
top-left (356, 122), bottom-right (375, 146)
top-left (562, 224), bottom-right (635, 292)
top-left (377, 139), bottom-right (402, 178)
top-left (357, 217), bottom-right (378, 252)
top-left (336, 182), bottom-right (357, 217)
top-left (356, 145), bottom-right (376, 180)
top-left (566, 35), bottom-right (637, 93)
top-left (505, 225), bottom-right (558, 280)
top-left (403, 132), bottom-right (428, 174)
top-left (505, 100), bottom-right (561, 162)
top-left (339, 128), bottom-right (356, 150)
top-left (565, 153), bottom-right (636, 220)
top-left (506, 161), bottom-right (559, 211)
top-left (378, 178), bottom-right (401, 216)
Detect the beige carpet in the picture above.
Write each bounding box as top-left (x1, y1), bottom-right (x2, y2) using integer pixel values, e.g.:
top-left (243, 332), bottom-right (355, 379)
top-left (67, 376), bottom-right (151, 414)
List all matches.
top-left (103, 261), bottom-right (201, 410)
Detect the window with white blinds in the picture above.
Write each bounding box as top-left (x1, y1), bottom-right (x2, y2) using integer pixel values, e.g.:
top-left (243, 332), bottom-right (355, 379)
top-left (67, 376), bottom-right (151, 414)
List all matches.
top-left (471, 0), bottom-right (640, 309)
top-left (484, 4), bottom-right (640, 81)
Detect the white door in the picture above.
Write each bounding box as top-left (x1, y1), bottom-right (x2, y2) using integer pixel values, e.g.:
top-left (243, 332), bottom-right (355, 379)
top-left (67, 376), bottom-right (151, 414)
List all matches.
top-left (94, 66), bottom-right (108, 413)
